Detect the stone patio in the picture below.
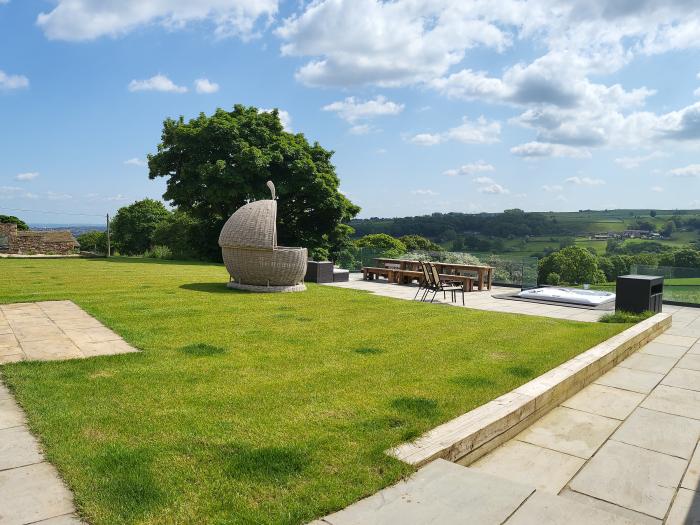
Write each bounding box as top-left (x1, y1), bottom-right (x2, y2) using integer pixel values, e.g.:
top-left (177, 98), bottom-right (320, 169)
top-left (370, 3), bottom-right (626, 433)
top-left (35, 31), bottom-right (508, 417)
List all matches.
top-left (0, 300), bottom-right (137, 364)
top-left (0, 300), bottom-right (138, 524)
top-left (317, 306), bottom-right (700, 524)
top-left (324, 273), bottom-right (690, 322)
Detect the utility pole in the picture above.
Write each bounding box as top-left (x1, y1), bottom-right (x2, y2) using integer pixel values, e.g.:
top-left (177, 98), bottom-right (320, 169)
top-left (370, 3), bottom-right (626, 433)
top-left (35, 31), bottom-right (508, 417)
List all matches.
top-left (106, 213), bottom-right (111, 257)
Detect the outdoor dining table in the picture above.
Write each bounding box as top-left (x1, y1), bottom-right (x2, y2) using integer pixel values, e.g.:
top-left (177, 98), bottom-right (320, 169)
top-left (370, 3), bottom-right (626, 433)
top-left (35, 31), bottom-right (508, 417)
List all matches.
top-left (373, 258), bottom-right (494, 291)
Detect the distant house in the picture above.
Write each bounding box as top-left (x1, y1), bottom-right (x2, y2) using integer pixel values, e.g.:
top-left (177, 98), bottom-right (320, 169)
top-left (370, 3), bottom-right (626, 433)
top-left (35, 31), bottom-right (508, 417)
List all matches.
top-left (0, 223), bottom-right (79, 255)
top-left (622, 229), bottom-right (660, 239)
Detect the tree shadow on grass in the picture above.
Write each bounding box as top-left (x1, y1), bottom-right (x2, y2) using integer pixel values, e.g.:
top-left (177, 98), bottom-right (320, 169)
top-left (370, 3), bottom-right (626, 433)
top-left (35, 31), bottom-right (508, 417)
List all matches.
top-left (180, 343), bottom-right (227, 357)
top-left (506, 365), bottom-right (535, 378)
top-left (221, 444), bottom-right (310, 483)
top-left (354, 347), bottom-right (384, 355)
top-left (391, 396), bottom-right (439, 418)
top-left (92, 444), bottom-right (163, 520)
top-left (179, 282), bottom-right (238, 294)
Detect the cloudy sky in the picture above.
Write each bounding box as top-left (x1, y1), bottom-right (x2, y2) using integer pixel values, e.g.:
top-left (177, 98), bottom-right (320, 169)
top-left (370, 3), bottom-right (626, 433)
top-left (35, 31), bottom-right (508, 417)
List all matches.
top-left (2, 0), bottom-right (700, 223)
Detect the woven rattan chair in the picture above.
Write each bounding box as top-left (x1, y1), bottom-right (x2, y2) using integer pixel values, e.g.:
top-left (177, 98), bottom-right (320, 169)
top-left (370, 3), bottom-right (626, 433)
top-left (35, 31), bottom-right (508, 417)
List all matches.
top-left (218, 181), bottom-right (307, 292)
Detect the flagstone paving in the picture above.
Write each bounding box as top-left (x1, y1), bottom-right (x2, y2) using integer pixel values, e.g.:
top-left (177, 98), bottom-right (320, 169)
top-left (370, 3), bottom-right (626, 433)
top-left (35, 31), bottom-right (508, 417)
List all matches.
top-left (0, 301), bottom-right (137, 524)
top-left (0, 300), bottom-right (137, 364)
top-left (316, 306), bottom-right (700, 524)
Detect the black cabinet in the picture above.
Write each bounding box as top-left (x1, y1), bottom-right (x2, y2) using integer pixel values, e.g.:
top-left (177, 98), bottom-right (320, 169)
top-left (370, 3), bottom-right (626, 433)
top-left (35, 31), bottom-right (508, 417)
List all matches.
top-left (615, 275), bottom-right (664, 313)
top-left (305, 261), bottom-right (334, 283)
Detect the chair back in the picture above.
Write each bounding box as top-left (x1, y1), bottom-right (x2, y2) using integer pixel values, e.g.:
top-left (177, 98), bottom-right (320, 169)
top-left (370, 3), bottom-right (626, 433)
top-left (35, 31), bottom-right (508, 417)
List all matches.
top-left (420, 260), bottom-right (434, 286)
top-left (428, 262), bottom-right (442, 286)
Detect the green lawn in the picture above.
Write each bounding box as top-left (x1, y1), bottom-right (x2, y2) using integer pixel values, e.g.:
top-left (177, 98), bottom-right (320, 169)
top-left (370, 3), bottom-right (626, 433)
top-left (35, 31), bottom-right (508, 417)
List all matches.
top-left (0, 258), bottom-right (627, 524)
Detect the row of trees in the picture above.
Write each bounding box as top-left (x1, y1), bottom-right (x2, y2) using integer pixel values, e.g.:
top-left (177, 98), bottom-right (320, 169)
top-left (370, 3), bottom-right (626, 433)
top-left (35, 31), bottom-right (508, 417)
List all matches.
top-left (538, 245), bottom-right (700, 285)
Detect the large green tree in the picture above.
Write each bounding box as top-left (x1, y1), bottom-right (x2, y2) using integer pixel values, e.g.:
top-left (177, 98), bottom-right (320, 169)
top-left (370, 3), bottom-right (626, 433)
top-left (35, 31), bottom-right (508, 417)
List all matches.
top-left (111, 199), bottom-right (171, 255)
top-left (148, 106), bottom-right (359, 259)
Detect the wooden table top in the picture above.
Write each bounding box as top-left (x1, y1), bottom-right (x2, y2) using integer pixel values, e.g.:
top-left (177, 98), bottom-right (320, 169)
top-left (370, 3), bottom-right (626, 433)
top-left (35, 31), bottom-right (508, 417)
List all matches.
top-left (373, 258), bottom-right (494, 271)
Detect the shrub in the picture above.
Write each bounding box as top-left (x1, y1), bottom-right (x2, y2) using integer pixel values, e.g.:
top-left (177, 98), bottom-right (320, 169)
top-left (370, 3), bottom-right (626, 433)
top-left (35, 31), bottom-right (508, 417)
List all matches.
top-left (144, 245), bottom-right (172, 259)
top-left (599, 310), bottom-right (654, 324)
top-left (152, 211), bottom-right (200, 259)
top-left (309, 247), bottom-right (330, 261)
top-left (399, 235), bottom-right (444, 252)
top-left (76, 231), bottom-right (108, 254)
top-left (355, 234), bottom-right (407, 258)
top-left (546, 272), bottom-right (561, 285)
top-left (538, 245), bottom-right (600, 285)
top-left (112, 199), bottom-right (171, 255)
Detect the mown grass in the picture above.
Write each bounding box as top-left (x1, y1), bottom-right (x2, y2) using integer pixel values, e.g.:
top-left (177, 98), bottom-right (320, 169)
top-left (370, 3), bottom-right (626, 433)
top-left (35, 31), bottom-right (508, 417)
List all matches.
top-left (0, 258), bottom-right (628, 524)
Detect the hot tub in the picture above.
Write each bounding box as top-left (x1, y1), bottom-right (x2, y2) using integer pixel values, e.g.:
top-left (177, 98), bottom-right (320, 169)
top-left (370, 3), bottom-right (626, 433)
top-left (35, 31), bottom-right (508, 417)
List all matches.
top-left (517, 287), bottom-right (616, 307)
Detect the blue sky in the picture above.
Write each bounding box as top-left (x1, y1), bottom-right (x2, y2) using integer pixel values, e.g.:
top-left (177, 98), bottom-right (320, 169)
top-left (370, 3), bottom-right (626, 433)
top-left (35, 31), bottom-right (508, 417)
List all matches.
top-left (1, 0), bottom-right (700, 224)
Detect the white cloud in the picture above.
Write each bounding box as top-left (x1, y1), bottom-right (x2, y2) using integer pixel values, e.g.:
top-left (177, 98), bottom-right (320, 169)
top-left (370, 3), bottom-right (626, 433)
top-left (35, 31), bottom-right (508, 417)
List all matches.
top-left (478, 183), bottom-right (509, 195)
top-left (0, 69), bottom-right (29, 90)
top-left (565, 176), bottom-right (606, 186)
top-left (541, 184), bottom-right (563, 192)
top-left (322, 96), bottom-right (404, 123)
top-left (651, 186), bottom-right (664, 192)
top-left (668, 164), bottom-right (700, 178)
top-left (348, 124), bottom-right (372, 135)
top-left (260, 108), bottom-right (292, 132)
top-left (472, 176), bottom-right (495, 184)
top-left (37, 0), bottom-right (278, 41)
top-left (410, 116), bottom-right (500, 146)
top-left (443, 161), bottom-right (495, 177)
top-left (276, 0), bottom-right (509, 87)
top-left (614, 151), bottom-right (667, 169)
top-left (194, 78), bottom-right (219, 94)
top-left (510, 142), bottom-right (591, 159)
top-left (411, 189), bottom-right (438, 196)
top-left (15, 172), bottom-right (39, 181)
top-left (124, 158), bottom-right (146, 167)
top-left (128, 75), bottom-right (187, 93)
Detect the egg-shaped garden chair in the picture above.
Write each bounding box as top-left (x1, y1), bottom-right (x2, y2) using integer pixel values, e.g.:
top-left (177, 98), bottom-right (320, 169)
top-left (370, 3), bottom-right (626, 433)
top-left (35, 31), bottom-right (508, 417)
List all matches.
top-left (218, 181), bottom-right (307, 292)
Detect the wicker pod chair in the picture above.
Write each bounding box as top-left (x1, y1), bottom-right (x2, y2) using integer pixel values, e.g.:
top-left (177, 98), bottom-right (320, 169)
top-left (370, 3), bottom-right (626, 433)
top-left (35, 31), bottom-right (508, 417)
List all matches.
top-left (218, 181), bottom-right (307, 292)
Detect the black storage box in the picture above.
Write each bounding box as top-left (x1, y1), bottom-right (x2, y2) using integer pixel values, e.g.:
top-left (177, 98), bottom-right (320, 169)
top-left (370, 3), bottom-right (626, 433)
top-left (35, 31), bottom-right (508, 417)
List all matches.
top-left (305, 261), bottom-right (334, 283)
top-left (615, 274), bottom-right (664, 313)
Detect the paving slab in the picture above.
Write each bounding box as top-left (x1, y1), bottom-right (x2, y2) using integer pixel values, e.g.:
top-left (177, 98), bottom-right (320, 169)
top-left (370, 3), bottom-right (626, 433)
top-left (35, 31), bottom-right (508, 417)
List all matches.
top-left (662, 367), bottom-right (700, 392)
top-left (0, 462), bottom-right (76, 525)
top-left (468, 440), bottom-right (584, 494)
top-left (682, 445), bottom-right (700, 491)
top-left (639, 342), bottom-right (689, 359)
top-left (641, 384), bottom-right (700, 420)
top-left (569, 440), bottom-right (687, 519)
top-left (594, 366), bottom-right (664, 394)
top-left (0, 425), bottom-right (43, 471)
top-left (561, 383), bottom-right (645, 420)
top-left (321, 459), bottom-right (534, 525)
top-left (0, 333), bottom-right (19, 348)
top-left (610, 407), bottom-right (700, 459)
top-left (20, 338), bottom-right (83, 361)
top-left (515, 406), bottom-right (620, 459)
top-left (0, 396), bottom-right (25, 429)
top-left (677, 353), bottom-right (700, 371)
top-left (504, 491), bottom-right (637, 525)
top-left (665, 488), bottom-right (700, 525)
top-left (618, 352), bottom-right (678, 374)
top-left (560, 489), bottom-right (661, 525)
top-left (654, 333), bottom-right (698, 348)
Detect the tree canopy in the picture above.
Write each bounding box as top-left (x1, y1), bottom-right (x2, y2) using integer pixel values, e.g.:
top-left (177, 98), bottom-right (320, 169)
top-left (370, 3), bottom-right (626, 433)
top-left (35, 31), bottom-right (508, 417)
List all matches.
top-left (111, 199), bottom-right (170, 255)
top-left (0, 215), bottom-right (29, 230)
top-left (148, 105), bottom-right (359, 258)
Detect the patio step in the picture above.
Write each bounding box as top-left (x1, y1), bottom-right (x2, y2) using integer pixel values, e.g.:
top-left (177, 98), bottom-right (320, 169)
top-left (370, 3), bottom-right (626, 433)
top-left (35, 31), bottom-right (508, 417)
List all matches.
top-left (315, 459), bottom-right (637, 524)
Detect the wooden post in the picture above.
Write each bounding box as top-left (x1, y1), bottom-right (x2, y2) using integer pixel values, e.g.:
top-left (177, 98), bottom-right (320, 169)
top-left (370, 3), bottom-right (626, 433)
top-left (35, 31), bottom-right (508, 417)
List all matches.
top-left (106, 213), bottom-right (111, 257)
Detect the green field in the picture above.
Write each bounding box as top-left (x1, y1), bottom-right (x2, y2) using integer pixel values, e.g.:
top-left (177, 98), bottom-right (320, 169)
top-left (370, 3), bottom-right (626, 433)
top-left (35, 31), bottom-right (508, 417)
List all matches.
top-left (0, 258), bottom-right (626, 524)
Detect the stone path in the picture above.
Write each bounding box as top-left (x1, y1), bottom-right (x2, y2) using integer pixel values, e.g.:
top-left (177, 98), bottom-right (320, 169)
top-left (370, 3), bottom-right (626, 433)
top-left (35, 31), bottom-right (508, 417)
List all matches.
top-left (325, 273), bottom-right (644, 322)
top-left (0, 300), bottom-right (137, 364)
top-left (317, 307), bottom-right (700, 524)
top-left (0, 300), bottom-right (138, 524)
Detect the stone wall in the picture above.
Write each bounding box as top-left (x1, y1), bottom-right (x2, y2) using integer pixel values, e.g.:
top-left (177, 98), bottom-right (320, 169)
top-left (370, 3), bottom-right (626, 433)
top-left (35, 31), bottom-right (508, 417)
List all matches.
top-left (0, 223), bottom-right (78, 255)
